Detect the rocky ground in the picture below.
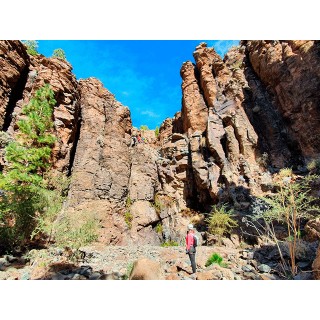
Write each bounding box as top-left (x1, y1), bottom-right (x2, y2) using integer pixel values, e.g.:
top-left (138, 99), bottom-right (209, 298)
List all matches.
top-left (0, 238), bottom-right (317, 280)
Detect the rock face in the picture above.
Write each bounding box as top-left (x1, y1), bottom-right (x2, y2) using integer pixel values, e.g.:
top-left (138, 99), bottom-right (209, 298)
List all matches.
top-left (313, 244), bottom-right (320, 280)
top-left (157, 41), bottom-right (320, 213)
top-left (0, 41), bottom-right (30, 131)
top-left (1, 40), bottom-right (320, 247)
top-left (245, 40), bottom-right (320, 160)
top-left (67, 78), bottom-right (131, 206)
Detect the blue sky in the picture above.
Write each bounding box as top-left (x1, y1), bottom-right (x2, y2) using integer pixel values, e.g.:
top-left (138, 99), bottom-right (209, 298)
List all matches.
top-left (37, 40), bottom-right (239, 129)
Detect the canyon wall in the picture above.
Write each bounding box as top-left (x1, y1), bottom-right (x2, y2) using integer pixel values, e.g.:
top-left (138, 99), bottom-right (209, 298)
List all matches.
top-left (1, 40), bottom-right (320, 246)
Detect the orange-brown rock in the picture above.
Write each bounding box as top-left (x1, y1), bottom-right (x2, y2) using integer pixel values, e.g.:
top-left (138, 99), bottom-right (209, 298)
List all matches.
top-left (245, 40), bottom-right (320, 160)
top-left (180, 60), bottom-right (208, 135)
top-left (312, 244), bottom-right (320, 280)
top-left (305, 218), bottom-right (320, 242)
top-left (66, 78), bottom-right (131, 207)
top-left (0, 41), bottom-right (30, 130)
top-left (129, 257), bottom-right (163, 280)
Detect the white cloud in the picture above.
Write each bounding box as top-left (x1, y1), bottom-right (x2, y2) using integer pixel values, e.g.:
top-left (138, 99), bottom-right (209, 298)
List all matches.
top-left (141, 110), bottom-right (160, 118)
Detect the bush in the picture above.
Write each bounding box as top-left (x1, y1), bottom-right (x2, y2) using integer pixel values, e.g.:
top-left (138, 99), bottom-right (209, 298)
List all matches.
top-left (307, 158), bottom-right (320, 174)
top-left (140, 125), bottom-right (149, 131)
top-left (161, 241), bottom-right (179, 247)
top-left (123, 262), bottom-right (134, 280)
top-left (244, 169), bottom-right (320, 277)
top-left (124, 211), bottom-right (133, 229)
top-left (205, 253), bottom-right (228, 268)
top-left (155, 223), bottom-right (163, 234)
top-left (52, 48), bottom-right (66, 60)
top-left (22, 40), bottom-right (39, 56)
top-left (206, 205), bottom-right (238, 244)
top-left (30, 173), bottom-right (71, 242)
top-left (155, 126), bottom-right (159, 138)
top-left (52, 211), bottom-right (99, 249)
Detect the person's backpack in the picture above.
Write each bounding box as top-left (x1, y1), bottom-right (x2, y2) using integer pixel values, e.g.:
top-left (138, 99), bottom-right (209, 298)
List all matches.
top-left (193, 234), bottom-right (199, 247)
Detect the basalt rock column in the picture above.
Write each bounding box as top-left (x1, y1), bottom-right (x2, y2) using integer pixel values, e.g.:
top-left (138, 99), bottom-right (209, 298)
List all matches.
top-left (67, 78), bottom-right (132, 207)
top-left (245, 40), bottom-right (320, 160)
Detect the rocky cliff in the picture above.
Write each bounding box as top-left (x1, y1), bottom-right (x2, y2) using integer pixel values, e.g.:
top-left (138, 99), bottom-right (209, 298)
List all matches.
top-left (157, 40), bottom-right (320, 214)
top-left (1, 40), bottom-right (320, 249)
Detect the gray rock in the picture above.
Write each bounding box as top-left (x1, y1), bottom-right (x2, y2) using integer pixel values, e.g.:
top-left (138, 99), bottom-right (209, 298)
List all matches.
top-left (5, 255), bottom-right (18, 263)
top-left (72, 273), bottom-right (82, 280)
top-left (231, 268), bottom-right (242, 274)
top-left (247, 252), bottom-right (254, 260)
top-left (0, 263), bottom-right (7, 271)
top-left (258, 264), bottom-right (271, 273)
top-left (297, 261), bottom-right (310, 269)
top-left (21, 272), bottom-right (30, 280)
top-left (242, 265), bottom-right (254, 272)
top-left (89, 272), bottom-right (102, 280)
top-left (51, 272), bottom-right (66, 280)
top-left (0, 258), bottom-right (10, 266)
top-left (294, 272), bottom-right (313, 280)
top-left (77, 266), bottom-right (93, 277)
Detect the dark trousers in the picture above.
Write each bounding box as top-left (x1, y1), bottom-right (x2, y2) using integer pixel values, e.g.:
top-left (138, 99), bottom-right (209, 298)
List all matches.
top-left (188, 252), bottom-right (197, 273)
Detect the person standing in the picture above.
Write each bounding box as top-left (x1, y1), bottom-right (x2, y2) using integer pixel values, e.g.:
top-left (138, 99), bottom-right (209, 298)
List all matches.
top-left (186, 224), bottom-right (197, 274)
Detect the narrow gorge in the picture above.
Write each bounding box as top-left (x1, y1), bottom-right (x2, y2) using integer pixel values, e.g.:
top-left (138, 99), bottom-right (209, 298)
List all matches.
top-left (1, 40), bottom-right (320, 280)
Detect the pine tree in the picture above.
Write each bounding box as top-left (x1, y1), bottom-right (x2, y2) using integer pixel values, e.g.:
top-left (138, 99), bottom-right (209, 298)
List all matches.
top-left (22, 40), bottom-right (39, 56)
top-left (52, 48), bottom-right (66, 60)
top-left (0, 84), bottom-right (57, 250)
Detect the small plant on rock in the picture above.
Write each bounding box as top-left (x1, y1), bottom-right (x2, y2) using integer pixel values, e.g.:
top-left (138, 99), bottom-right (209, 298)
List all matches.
top-left (205, 253), bottom-right (228, 268)
top-left (307, 158), bottom-right (320, 174)
top-left (206, 205), bottom-right (238, 245)
top-left (154, 126), bottom-right (159, 138)
top-left (52, 211), bottom-right (99, 249)
top-left (161, 241), bottom-right (179, 247)
top-left (124, 211), bottom-right (133, 229)
top-left (155, 223), bottom-right (163, 234)
top-left (123, 262), bottom-right (134, 280)
top-left (140, 125), bottom-right (149, 131)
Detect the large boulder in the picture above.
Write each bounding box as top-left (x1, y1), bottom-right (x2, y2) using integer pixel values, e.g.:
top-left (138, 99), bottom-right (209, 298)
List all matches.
top-left (129, 257), bottom-right (163, 280)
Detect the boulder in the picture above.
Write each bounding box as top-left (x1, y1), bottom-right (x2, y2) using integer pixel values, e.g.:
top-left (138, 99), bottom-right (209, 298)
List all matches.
top-left (129, 257), bottom-right (163, 280)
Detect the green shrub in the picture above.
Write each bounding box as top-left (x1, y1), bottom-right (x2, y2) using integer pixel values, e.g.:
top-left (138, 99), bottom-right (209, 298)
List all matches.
top-left (140, 125), bottom-right (149, 131)
top-left (124, 211), bottom-right (133, 229)
top-left (206, 205), bottom-right (238, 244)
top-left (155, 223), bottom-right (163, 234)
top-left (126, 196), bottom-right (132, 208)
top-left (155, 126), bottom-right (159, 138)
top-left (52, 48), bottom-right (66, 60)
top-left (52, 211), bottom-right (99, 249)
top-left (307, 158), bottom-right (320, 174)
top-left (22, 40), bottom-right (39, 56)
top-left (246, 172), bottom-right (320, 277)
top-left (30, 173), bottom-right (71, 242)
top-left (278, 167), bottom-right (293, 178)
top-left (205, 253), bottom-right (228, 268)
top-left (161, 241), bottom-right (179, 247)
top-left (153, 194), bottom-right (163, 213)
top-left (123, 262), bottom-right (134, 280)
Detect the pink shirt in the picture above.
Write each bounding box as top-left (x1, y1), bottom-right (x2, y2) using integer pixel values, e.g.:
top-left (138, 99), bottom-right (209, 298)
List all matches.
top-left (186, 232), bottom-right (194, 250)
